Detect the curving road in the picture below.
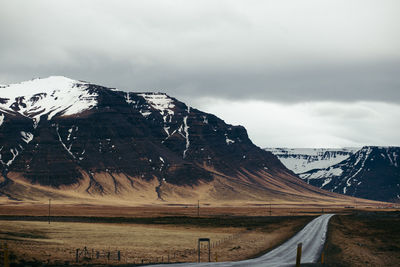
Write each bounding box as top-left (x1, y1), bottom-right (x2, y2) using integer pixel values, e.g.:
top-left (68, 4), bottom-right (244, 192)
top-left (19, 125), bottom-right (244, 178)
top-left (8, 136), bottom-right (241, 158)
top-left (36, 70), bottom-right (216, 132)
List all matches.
top-left (149, 214), bottom-right (334, 267)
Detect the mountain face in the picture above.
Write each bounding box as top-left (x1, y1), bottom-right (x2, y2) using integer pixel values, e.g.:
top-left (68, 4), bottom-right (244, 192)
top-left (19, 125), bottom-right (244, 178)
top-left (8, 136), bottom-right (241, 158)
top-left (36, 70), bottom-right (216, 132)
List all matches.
top-left (0, 76), bottom-right (353, 204)
top-left (299, 147), bottom-right (400, 202)
top-left (264, 148), bottom-right (360, 174)
top-left (267, 147), bottom-right (400, 203)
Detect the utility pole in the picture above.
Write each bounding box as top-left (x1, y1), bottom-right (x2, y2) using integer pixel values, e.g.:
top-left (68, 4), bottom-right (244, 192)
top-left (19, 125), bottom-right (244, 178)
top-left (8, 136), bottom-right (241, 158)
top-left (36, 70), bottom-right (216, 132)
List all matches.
top-left (197, 200), bottom-right (200, 217)
top-left (269, 203), bottom-right (272, 216)
top-left (48, 199), bottom-right (51, 224)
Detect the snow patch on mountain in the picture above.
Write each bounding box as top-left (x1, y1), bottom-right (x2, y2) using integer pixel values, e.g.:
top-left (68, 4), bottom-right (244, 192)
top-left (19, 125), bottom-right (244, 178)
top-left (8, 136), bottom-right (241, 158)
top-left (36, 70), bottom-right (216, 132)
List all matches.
top-left (0, 76), bottom-right (97, 127)
top-left (300, 166), bottom-right (343, 180)
top-left (138, 93), bottom-right (175, 117)
top-left (20, 131), bottom-right (33, 144)
top-left (138, 93), bottom-right (177, 136)
top-left (55, 124), bottom-right (76, 160)
top-left (265, 148), bottom-right (360, 174)
top-left (0, 147), bottom-right (20, 167)
top-left (182, 106), bottom-right (190, 158)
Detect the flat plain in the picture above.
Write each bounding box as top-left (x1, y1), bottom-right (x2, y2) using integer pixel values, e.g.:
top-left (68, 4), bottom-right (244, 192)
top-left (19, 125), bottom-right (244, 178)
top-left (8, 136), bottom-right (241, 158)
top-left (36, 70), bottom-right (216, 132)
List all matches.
top-left (0, 204), bottom-right (398, 266)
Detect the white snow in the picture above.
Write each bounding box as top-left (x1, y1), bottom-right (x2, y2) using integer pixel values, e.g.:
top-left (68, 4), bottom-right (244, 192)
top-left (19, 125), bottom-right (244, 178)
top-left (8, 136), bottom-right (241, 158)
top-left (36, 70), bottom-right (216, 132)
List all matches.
top-left (55, 124), bottom-right (76, 159)
top-left (0, 76), bottom-right (97, 127)
top-left (226, 137), bottom-right (235, 145)
top-left (0, 148), bottom-right (21, 167)
top-left (139, 110), bottom-right (152, 117)
top-left (20, 131), bottom-right (34, 144)
top-left (139, 93), bottom-right (177, 135)
top-left (138, 93), bottom-right (175, 118)
top-left (321, 178), bottom-right (332, 188)
top-left (182, 107), bottom-right (190, 158)
top-left (125, 92), bottom-right (135, 104)
top-left (225, 133), bottom-right (235, 145)
top-left (7, 149), bottom-right (18, 166)
top-left (0, 113), bottom-right (4, 126)
top-left (300, 167), bottom-right (343, 180)
top-left (348, 147), bottom-right (372, 180)
top-left (265, 148), bottom-right (360, 174)
top-left (163, 126), bottom-right (170, 136)
top-left (382, 148), bottom-right (398, 167)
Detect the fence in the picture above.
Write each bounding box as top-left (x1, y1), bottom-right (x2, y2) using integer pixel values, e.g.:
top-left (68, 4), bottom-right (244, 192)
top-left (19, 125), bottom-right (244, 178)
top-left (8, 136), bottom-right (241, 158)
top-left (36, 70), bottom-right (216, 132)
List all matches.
top-left (72, 233), bottom-right (246, 265)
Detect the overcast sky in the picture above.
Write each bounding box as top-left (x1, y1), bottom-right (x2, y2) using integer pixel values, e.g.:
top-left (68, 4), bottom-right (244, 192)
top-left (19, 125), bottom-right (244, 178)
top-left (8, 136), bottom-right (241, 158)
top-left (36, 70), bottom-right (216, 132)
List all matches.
top-left (1, 0), bottom-right (399, 147)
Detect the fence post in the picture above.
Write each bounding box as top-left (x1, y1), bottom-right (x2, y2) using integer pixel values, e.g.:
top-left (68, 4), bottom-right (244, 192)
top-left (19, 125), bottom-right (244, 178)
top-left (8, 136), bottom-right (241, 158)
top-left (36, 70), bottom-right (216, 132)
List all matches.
top-left (4, 243), bottom-right (9, 267)
top-left (118, 251), bottom-right (121, 261)
top-left (75, 249), bottom-right (79, 263)
top-left (208, 241), bottom-right (211, 262)
top-left (296, 243), bottom-right (302, 267)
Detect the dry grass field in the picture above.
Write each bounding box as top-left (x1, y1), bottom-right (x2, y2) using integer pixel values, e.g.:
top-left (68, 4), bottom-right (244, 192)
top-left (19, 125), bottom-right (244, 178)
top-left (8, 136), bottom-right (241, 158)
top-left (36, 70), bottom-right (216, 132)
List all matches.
top-left (0, 216), bottom-right (312, 265)
top-left (324, 212), bottom-right (400, 267)
top-left (0, 202), bottom-right (389, 218)
top-left (1, 204), bottom-right (398, 266)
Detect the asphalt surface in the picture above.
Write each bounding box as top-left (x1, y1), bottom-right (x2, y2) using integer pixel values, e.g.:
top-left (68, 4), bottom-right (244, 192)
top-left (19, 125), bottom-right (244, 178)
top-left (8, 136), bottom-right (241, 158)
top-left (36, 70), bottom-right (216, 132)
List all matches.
top-left (148, 214), bottom-right (334, 267)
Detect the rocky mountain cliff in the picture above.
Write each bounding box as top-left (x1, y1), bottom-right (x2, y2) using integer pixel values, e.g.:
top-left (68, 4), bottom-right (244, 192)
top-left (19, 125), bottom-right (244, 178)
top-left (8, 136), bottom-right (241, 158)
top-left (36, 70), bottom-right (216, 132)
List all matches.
top-left (299, 147), bottom-right (400, 202)
top-left (266, 147), bottom-right (399, 203)
top-left (0, 76), bottom-right (365, 204)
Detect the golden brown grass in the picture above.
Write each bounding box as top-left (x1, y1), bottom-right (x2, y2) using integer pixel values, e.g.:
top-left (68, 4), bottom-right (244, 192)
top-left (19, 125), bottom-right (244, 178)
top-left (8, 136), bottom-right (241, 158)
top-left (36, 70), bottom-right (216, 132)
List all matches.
top-left (324, 212), bottom-right (400, 267)
top-left (0, 217), bottom-right (311, 265)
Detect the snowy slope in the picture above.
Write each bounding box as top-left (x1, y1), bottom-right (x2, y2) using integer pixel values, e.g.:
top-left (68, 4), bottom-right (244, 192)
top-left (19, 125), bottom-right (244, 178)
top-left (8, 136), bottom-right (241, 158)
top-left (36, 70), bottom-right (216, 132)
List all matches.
top-left (264, 148), bottom-right (359, 174)
top-left (298, 146), bottom-right (400, 202)
top-left (0, 76), bottom-right (97, 127)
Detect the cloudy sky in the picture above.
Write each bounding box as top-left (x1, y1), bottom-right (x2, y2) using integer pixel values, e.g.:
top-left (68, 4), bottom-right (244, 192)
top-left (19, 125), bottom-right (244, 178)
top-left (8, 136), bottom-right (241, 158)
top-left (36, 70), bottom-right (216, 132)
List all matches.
top-left (1, 0), bottom-right (399, 148)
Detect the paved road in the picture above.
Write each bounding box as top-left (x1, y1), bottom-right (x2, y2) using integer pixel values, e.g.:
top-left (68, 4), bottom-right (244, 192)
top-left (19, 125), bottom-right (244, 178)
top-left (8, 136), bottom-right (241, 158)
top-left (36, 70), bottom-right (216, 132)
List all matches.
top-left (149, 214), bottom-right (334, 267)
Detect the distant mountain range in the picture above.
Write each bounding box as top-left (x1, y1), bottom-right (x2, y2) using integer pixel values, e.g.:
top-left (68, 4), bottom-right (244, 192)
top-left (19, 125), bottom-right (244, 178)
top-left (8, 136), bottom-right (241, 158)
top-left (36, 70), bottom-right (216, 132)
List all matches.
top-left (0, 76), bottom-right (357, 205)
top-left (266, 147), bottom-right (400, 202)
top-left (264, 148), bottom-right (359, 174)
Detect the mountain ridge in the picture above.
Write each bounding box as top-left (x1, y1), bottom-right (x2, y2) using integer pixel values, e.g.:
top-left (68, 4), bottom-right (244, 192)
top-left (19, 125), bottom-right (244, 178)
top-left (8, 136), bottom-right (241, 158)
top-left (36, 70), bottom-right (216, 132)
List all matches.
top-left (0, 76), bottom-right (378, 205)
top-left (266, 146), bottom-right (400, 202)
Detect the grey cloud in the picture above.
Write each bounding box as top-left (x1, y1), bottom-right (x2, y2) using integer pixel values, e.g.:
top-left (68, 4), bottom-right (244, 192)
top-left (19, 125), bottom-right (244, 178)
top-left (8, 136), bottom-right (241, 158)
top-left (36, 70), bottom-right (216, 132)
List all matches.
top-left (0, 0), bottom-right (400, 105)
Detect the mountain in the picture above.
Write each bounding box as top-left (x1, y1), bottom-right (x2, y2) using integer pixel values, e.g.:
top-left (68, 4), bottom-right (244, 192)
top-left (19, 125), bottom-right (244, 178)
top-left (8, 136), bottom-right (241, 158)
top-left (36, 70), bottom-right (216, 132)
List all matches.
top-left (0, 76), bottom-right (371, 205)
top-left (266, 147), bottom-right (400, 203)
top-left (299, 147), bottom-right (400, 203)
top-left (264, 148), bottom-right (360, 174)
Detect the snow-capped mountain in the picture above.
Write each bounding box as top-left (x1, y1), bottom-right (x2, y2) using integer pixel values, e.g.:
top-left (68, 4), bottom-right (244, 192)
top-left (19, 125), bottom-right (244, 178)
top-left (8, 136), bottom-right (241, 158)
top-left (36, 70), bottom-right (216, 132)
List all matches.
top-left (266, 147), bottom-right (400, 202)
top-left (0, 76), bottom-right (351, 204)
top-left (0, 77), bottom-right (97, 128)
top-left (264, 148), bottom-right (359, 174)
top-left (299, 146), bottom-right (400, 202)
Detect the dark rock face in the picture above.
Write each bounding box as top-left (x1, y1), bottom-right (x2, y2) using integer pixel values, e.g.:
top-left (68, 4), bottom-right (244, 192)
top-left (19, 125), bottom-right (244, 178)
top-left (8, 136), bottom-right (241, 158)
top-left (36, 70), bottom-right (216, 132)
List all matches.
top-left (299, 146), bottom-right (400, 202)
top-left (0, 77), bottom-right (285, 194)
